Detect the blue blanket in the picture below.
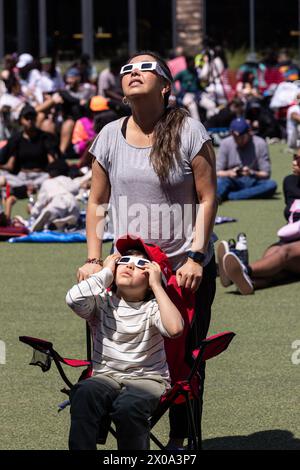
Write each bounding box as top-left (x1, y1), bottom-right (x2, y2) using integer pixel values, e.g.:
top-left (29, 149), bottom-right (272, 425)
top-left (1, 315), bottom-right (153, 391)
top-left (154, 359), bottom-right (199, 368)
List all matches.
top-left (8, 230), bottom-right (87, 243)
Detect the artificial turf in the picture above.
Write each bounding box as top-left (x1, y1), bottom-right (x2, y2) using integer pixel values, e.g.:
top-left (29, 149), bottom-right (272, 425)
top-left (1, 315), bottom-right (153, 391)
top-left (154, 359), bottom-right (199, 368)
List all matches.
top-left (0, 142), bottom-right (299, 450)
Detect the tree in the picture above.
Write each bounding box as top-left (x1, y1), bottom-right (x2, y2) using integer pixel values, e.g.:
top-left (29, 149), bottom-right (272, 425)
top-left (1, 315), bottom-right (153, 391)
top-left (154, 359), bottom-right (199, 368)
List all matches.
top-left (176, 0), bottom-right (204, 55)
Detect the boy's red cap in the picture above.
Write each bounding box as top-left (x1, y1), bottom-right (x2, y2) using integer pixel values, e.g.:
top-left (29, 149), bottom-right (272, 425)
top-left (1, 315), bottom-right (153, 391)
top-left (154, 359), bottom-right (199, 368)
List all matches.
top-left (115, 234), bottom-right (172, 285)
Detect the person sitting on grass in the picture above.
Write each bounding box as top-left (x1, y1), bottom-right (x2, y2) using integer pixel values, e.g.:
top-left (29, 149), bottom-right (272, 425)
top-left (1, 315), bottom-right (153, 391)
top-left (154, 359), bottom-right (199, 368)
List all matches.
top-left (66, 236), bottom-right (184, 450)
top-left (24, 160), bottom-right (83, 232)
top-left (217, 158), bottom-right (300, 294)
top-left (216, 117), bottom-right (277, 203)
top-left (0, 104), bottom-right (58, 189)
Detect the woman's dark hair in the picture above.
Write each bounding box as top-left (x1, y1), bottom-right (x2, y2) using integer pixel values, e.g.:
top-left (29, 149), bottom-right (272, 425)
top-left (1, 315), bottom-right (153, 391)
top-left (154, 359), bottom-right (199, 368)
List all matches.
top-left (47, 160), bottom-right (69, 178)
top-left (213, 45), bottom-right (228, 69)
top-left (4, 54), bottom-right (16, 70)
top-left (242, 71), bottom-right (254, 84)
top-left (40, 57), bottom-right (57, 78)
top-left (4, 73), bottom-right (20, 94)
top-left (126, 50), bottom-right (189, 182)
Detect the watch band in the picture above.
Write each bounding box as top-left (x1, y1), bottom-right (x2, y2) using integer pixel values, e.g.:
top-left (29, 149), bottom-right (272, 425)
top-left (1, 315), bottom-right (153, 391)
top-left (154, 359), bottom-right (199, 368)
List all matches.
top-left (187, 250), bottom-right (206, 264)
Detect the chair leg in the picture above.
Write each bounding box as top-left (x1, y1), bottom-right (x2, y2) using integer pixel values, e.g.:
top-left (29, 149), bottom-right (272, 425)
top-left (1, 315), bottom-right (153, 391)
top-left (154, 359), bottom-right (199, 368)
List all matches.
top-left (185, 393), bottom-right (199, 451)
top-left (149, 432), bottom-right (165, 450)
top-left (186, 391), bottom-right (203, 451)
top-left (196, 394), bottom-right (203, 451)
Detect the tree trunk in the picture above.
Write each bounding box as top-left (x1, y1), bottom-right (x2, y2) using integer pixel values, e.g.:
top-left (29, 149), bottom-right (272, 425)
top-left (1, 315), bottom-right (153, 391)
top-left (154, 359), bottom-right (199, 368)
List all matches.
top-left (176, 0), bottom-right (204, 56)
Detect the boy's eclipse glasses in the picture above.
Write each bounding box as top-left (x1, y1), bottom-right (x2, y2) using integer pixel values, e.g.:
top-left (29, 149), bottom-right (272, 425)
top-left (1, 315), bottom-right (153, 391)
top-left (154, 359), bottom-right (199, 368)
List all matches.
top-left (117, 256), bottom-right (151, 269)
top-left (120, 61), bottom-right (171, 82)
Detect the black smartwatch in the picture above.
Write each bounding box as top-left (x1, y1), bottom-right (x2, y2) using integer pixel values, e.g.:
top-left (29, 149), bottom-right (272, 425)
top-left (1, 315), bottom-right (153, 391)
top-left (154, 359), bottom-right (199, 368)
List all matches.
top-left (187, 250), bottom-right (206, 264)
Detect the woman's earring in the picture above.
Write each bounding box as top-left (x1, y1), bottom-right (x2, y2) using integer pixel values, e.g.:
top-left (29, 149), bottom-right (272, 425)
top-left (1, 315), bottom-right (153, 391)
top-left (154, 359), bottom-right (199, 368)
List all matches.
top-left (122, 96), bottom-right (129, 106)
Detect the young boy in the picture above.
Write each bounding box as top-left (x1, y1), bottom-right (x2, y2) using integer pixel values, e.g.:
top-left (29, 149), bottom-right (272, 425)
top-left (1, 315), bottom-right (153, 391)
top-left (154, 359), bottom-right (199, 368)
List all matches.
top-left (66, 235), bottom-right (184, 450)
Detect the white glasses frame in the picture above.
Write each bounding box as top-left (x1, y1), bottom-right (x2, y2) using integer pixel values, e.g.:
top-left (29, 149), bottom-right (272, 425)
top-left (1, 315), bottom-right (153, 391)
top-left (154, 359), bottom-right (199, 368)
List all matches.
top-left (120, 61), bottom-right (170, 82)
top-left (116, 256), bottom-right (151, 269)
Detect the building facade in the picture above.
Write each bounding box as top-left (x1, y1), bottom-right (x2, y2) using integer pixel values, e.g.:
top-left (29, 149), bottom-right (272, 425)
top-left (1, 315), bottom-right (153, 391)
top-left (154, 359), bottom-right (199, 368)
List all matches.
top-left (0, 1), bottom-right (299, 61)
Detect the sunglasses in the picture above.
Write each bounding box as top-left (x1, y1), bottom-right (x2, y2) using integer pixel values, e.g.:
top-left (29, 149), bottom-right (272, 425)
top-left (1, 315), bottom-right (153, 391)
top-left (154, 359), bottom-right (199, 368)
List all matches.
top-left (120, 61), bottom-right (170, 81)
top-left (117, 256), bottom-right (151, 269)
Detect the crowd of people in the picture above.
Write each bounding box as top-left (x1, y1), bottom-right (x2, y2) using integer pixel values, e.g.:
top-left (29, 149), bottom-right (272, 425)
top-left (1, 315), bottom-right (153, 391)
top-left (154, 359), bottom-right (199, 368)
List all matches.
top-left (0, 45), bottom-right (300, 225)
top-left (1, 43), bottom-right (300, 450)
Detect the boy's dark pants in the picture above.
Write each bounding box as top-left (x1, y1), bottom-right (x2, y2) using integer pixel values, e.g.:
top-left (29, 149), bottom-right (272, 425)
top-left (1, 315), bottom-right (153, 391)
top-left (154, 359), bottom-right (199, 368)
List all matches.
top-left (69, 374), bottom-right (167, 450)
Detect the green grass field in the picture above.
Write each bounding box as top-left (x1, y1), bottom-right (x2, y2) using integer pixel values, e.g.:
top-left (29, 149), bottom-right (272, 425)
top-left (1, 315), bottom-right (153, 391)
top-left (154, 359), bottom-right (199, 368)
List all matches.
top-left (1, 142), bottom-right (299, 450)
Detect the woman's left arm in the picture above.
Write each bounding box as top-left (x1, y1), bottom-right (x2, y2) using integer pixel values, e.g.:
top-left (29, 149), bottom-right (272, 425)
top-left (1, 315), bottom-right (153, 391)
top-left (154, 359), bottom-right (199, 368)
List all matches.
top-left (191, 140), bottom-right (218, 254)
top-left (176, 140), bottom-right (217, 292)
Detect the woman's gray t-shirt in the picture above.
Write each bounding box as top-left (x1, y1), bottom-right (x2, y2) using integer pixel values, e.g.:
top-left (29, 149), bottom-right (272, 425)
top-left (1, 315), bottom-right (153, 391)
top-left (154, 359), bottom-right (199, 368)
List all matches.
top-left (89, 116), bottom-right (215, 271)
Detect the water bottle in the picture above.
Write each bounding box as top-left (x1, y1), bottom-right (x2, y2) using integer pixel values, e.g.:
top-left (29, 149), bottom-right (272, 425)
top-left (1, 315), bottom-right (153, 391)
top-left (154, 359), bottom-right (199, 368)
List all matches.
top-left (236, 233), bottom-right (249, 265)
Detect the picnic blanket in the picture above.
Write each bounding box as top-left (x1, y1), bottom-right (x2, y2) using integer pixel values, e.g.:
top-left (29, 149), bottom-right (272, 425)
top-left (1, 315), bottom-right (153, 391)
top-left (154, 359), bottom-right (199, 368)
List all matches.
top-left (8, 230), bottom-right (114, 243)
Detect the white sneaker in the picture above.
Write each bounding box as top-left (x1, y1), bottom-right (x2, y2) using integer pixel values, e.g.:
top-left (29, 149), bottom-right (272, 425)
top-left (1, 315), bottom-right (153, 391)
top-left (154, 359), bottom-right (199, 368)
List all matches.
top-left (236, 232), bottom-right (249, 265)
top-left (30, 210), bottom-right (52, 232)
top-left (217, 241), bottom-right (232, 287)
top-left (223, 252), bottom-right (254, 295)
top-left (52, 215), bottom-right (78, 230)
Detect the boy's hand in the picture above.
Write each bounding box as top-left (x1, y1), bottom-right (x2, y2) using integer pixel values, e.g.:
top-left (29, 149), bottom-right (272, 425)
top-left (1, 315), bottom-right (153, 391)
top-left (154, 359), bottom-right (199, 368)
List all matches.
top-left (143, 262), bottom-right (162, 289)
top-left (103, 254), bottom-right (120, 275)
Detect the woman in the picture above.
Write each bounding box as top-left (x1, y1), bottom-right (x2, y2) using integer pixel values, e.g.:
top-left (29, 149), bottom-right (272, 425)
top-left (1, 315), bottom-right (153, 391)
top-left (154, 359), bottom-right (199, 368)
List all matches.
top-left (77, 51), bottom-right (218, 449)
top-left (0, 73), bottom-right (26, 123)
top-left (39, 56), bottom-right (65, 93)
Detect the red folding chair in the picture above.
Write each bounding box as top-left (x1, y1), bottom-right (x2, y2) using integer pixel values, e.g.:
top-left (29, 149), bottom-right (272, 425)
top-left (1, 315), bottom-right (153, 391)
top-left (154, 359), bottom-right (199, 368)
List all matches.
top-left (19, 329), bottom-right (234, 450)
top-left (20, 270), bottom-right (235, 451)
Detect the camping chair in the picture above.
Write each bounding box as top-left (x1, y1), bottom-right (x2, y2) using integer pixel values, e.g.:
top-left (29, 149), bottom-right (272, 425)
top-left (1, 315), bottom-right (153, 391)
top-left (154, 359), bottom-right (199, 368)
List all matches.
top-left (19, 325), bottom-right (235, 450)
top-left (19, 268), bottom-right (235, 451)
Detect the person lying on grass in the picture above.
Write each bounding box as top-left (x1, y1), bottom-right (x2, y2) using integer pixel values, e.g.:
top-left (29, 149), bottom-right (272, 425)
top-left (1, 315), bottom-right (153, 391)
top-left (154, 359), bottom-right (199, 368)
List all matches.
top-left (66, 237), bottom-right (184, 450)
top-left (217, 159), bottom-right (300, 294)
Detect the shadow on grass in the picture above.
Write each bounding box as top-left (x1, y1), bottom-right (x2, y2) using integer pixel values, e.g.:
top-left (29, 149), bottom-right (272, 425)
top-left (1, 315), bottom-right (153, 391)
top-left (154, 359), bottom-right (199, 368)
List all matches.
top-left (203, 429), bottom-right (300, 450)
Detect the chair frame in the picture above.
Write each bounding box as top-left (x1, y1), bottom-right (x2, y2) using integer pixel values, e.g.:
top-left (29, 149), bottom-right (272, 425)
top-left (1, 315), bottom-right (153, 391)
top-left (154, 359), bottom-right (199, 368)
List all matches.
top-left (20, 329), bottom-right (235, 450)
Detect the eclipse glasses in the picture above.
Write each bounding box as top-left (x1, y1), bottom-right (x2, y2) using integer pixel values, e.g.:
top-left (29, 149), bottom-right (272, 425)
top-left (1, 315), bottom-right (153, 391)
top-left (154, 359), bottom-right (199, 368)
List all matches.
top-left (117, 256), bottom-right (151, 269)
top-left (120, 61), bottom-right (170, 82)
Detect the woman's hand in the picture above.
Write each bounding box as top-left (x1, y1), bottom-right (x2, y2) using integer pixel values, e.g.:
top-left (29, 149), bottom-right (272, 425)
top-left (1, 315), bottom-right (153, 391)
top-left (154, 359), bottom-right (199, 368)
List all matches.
top-left (143, 262), bottom-right (162, 289)
top-left (176, 258), bottom-right (203, 292)
top-left (103, 254), bottom-right (121, 276)
top-left (77, 263), bottom-right (102, 282)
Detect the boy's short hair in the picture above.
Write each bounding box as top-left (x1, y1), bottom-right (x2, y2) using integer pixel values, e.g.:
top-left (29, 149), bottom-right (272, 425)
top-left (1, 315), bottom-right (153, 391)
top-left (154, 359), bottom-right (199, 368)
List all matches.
top-left (123, 248), bottom-right (148, 259)
top-left (47, 160), bottom-right (69, 178)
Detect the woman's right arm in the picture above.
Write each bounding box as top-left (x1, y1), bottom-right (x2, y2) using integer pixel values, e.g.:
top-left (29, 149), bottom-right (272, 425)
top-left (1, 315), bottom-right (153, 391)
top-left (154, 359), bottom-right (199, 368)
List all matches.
top-left (77, 157), bottom-right (111, 281)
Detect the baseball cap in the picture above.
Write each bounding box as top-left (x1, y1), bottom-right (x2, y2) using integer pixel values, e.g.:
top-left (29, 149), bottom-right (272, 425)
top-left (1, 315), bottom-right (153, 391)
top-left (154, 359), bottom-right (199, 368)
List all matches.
top-left (65, 67), bottom-right (81, 78)
top-left (19, 104), bottom-right (37, 119)
top-left (17, 53), bottom-right (33, 69)
top-left (89, 95), bottom-right (110, 112)
top-left (229, 118), bottom-right (250, 136)
top-left (115, 234), bottom-right (173, 286)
